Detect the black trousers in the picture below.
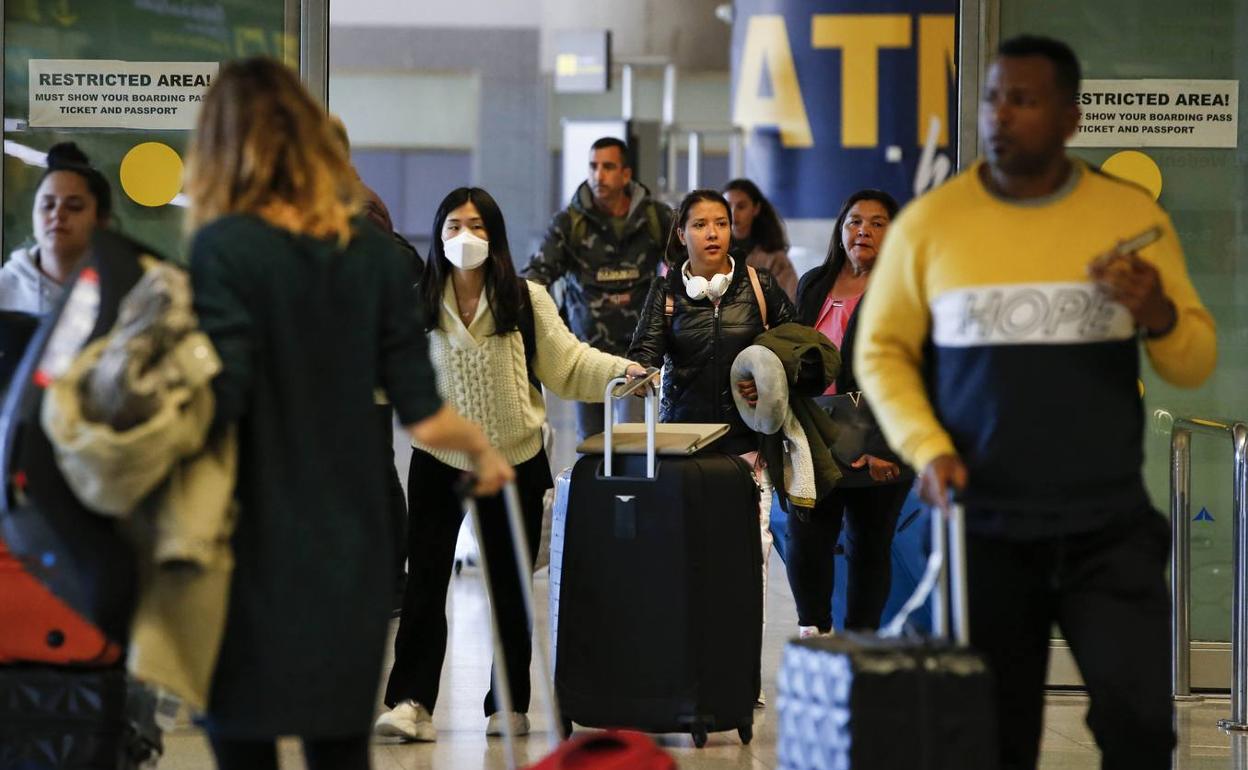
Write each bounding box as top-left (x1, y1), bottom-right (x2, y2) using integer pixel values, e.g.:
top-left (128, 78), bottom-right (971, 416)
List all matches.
top-left (784, 481), bottom-right (908, 631)
top-left (385, 448), bottom-right (551, 717)
top-left (208, 733), bottom-right (370, 770)
top-left (967, 507), bottom-right (1176, 770)
top-left (375, 404), bottom-right (408, 586)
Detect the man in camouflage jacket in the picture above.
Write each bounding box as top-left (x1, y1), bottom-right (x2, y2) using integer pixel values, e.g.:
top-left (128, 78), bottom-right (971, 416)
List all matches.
top-left (524, 137), bottom-right (673, 439)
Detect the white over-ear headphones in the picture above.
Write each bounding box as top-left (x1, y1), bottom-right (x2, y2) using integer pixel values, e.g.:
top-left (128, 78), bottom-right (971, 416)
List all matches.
top-left (682, 258), bottom-right (734, 302)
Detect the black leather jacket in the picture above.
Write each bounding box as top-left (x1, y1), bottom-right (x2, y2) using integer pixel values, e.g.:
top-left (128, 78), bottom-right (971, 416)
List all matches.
top-left (628, 259), bottom-right (795, 454)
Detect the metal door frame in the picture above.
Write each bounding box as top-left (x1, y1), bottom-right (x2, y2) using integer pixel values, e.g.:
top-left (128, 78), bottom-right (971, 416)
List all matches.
top-left (300, 0), bottom-right (330, 103)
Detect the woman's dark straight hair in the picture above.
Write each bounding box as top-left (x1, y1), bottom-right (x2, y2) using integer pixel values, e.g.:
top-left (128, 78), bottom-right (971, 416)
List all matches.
top-left (821, 189), bottom-right (900, 279)
top-left (41, 142), bottom-right (113, 221)
top-left (664, 188), bottom-right (732, 267)
top-left (722, 178), bottom-right (787, 253)
top-left (421, 187), bottom-right (523, 335)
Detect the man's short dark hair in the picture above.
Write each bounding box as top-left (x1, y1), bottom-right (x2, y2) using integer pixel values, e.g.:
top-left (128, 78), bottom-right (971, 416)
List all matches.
top-left (997, 35), bottom-right (1081, 103)
top-left (590, 136), bottom-right (632, 169)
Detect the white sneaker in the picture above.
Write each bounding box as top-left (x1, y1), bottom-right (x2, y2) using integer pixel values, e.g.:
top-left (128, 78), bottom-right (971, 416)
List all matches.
top-left (798, 625), bottom-right (822, 639)
top-left (755, 690), bottom-right (767, 709)
top-left (486, 711), bottom-right (530, 737)
top-left (374, 700), bottom-right (437, 742)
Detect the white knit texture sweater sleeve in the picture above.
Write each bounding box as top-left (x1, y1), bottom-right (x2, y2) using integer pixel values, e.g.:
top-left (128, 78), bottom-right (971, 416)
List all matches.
top-left (527, 281), bottom-right (632, 403)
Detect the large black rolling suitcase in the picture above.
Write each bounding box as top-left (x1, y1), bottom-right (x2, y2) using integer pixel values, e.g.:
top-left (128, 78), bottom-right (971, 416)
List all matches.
top-left (776, 502), bottom-right (997, 769)
top-left (460, 478), bottom-right (676, 769)
top-left (554, 374), bottom-right (762, 747)
top-left (0, 665), bottom-right (154, 770)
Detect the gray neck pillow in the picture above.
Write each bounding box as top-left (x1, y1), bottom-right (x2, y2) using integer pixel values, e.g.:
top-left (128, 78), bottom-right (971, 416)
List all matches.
top-left (730, 345), bottom-right (790, 436)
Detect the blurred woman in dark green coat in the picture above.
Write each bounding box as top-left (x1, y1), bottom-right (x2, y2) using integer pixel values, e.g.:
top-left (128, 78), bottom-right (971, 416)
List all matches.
top-left (184, 57), bottom-right (512, 770)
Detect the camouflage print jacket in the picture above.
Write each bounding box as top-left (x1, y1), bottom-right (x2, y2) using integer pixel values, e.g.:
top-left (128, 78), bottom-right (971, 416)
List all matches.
top-left (523, 180), bottom-right (673, 356)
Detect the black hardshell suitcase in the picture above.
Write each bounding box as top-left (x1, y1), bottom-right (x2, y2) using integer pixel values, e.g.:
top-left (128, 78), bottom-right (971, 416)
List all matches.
top-left (775, 502), bottom-right (997, 769)
top-left (0, 665), bottom-right (142, 770)
top-left (554, 373), bottom-right (762, 747)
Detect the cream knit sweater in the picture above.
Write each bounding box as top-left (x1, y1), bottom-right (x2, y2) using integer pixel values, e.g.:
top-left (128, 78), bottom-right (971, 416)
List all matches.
top-left (414, 279), bottom-right (633, 470)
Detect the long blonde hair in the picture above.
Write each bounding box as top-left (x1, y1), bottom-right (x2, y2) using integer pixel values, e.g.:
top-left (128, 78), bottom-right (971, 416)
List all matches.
top-left (184, 57), bottom-right (362, 244)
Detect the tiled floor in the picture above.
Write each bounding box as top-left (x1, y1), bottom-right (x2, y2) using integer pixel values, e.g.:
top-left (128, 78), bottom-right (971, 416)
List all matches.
top-left (161, 405), bottom-right (1241, 767)
top-left (159, 556), bottom-right (1242, 769)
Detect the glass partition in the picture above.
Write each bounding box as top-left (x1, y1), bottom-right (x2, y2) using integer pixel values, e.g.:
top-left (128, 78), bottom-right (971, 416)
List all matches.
top-left (997, 1), bottom-right (1247, 649)
top-left (3, 1), bottom-right (303, 264)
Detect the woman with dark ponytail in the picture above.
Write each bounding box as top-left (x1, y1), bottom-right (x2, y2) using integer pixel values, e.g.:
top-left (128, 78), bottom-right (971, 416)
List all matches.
top-left (0, 143), bottom-right (113, 313)
top-left (723, 178), bottom-right (798, 301)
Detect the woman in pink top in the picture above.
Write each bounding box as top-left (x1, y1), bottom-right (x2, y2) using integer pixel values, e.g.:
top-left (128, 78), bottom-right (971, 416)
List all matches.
top-left (788, 189), bottom-right (909, 637)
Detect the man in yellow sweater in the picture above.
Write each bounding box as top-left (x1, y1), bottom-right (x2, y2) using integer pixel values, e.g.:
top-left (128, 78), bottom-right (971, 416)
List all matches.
top-left (855, 36), bottom-right (1216, 770)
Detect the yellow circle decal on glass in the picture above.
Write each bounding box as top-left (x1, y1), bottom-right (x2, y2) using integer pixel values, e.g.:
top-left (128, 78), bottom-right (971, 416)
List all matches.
top-left (119, 142), bottom-right (183, 207)
top-left (1101, 150), bottom-right (1162, 201)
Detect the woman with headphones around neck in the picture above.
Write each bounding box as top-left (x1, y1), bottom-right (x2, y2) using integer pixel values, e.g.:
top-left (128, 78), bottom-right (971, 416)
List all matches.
top-left (628, 188), bottom-right (795, 706)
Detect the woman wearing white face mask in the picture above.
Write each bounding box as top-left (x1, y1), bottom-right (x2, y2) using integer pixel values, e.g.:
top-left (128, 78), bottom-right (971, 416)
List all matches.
top-left (376, 187), bottom-right (645, 743)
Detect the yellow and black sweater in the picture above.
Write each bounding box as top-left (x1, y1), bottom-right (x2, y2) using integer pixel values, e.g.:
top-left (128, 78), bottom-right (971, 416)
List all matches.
top-left (855, 159), bottom-right (1216, 537)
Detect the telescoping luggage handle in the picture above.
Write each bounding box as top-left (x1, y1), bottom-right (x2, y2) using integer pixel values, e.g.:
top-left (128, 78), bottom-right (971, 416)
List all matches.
top-left (602, 367), bottom-right (661, 480)
top-left (455, 478), bottom-right (563, 770)
top-left (880, 498), bottom-right (970, 645)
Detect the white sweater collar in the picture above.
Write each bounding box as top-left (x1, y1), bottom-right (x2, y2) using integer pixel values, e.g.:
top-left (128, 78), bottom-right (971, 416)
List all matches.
top-left (439, 278), bottom-right (492, 348)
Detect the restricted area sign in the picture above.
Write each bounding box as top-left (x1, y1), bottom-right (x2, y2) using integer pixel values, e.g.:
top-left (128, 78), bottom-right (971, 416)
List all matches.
top-left (28, 59), bottom-right (219, 131)
top-left (1071, 79), bottom-right (1239, 149)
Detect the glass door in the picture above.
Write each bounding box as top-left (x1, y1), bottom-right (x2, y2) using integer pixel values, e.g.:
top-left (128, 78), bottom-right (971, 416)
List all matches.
top-left (3, 0), bottom-right (320, 264)
top-left (989, 0), bottom-right (1247, 689)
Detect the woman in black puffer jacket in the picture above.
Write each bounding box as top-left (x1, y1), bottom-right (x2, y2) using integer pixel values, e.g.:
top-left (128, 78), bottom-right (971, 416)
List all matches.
top-left (628, 189), bottom-right (794, 706)
top-left (629, 190), bottom-right (794, 453)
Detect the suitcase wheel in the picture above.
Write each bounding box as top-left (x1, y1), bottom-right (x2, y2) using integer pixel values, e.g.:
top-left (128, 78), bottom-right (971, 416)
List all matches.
top-left (691, 725), bottom-right (708, 749)
top-left (738, 725), bottom-right (752, 745)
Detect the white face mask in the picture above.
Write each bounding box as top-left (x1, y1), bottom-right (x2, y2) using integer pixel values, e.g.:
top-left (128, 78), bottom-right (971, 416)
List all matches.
top-left (443, 231), bottom-right (490, 270)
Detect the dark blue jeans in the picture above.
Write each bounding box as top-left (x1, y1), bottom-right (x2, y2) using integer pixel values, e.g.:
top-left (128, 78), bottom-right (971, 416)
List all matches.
top-left (782, 483), bottom-right (910, 632)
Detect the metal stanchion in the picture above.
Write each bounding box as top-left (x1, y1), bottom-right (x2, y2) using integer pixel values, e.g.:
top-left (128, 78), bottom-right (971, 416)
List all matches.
top-left (1220, 422), bottom-right (1248, 730)
top-left (1171, 425), bottom-right (1198, 701)
top-left (1169, 418), bottom-right (1248, 726)
top-left (931, 506), bottom-right (948, 641)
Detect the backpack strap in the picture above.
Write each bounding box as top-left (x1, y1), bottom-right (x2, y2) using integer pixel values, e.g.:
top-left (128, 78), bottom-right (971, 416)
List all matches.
top-left (516, 280), bottom-right (541, 392)
top-left (645, 202), bottom-right (664, 247)
top-left (747, 265), bottom-right (769, 331)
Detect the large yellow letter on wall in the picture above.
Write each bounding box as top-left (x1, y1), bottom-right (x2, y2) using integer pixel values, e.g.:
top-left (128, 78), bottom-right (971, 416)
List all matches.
top-left (918, 15), bottom-right (956, 146)
top-left (733, 15), bottom-right (814, 149)
top-left (811, 14), bottom-right (911, 148)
